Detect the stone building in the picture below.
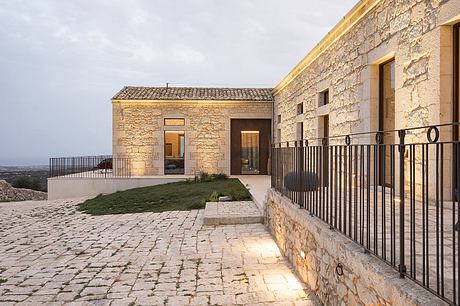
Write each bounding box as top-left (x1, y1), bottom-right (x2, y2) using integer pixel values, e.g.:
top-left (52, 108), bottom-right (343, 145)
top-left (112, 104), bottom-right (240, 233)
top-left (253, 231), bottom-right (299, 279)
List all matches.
top-left (273, 0), bottom-right (460, 199)
top-left (274, 0), bottom-right (458, 145)
top-left (264, 0), bottom-right (460, 305)
top-left (112, 0), bottom-right (460, 182)
top-left (53, 0), bottom-right (460, 303)
top-left (112, 87), bottom-right (273, 176)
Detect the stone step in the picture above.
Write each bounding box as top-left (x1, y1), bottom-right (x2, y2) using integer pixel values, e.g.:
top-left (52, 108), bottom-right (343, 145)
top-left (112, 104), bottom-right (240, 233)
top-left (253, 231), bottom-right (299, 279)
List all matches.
top-left (203, 201), bottom-right (264, 225)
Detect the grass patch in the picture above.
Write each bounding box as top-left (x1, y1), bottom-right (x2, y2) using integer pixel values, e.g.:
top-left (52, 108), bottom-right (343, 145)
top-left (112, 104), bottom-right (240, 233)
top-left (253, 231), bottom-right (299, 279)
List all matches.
top-left (78, 178), bottom-right (250, 215)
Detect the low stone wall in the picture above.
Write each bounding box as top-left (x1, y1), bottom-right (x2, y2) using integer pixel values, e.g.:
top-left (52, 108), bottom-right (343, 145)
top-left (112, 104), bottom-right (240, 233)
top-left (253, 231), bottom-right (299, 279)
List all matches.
top-left (0, 180), bottom-right (47, 202)
top-left (47, 176), bottom-right (192, 200)
top-left (264, 189), bottom-right (447, 306)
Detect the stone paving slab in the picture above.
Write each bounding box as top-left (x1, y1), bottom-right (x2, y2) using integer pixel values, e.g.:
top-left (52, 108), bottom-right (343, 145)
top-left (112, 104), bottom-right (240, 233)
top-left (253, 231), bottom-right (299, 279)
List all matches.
top-left (0, 198), bottom-right (318, 305)
top-left (203, 201), bottom-right (264, 225)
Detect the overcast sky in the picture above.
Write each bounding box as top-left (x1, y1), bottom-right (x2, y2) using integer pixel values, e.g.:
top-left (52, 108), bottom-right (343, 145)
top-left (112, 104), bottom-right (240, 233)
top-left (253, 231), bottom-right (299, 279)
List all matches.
top-left (0, 0), bottom-right (356, 166)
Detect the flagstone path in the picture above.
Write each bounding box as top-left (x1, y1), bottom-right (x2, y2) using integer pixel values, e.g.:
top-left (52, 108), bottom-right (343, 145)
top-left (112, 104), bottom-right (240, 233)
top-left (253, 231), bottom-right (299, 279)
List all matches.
top-left (0, 198), bottom-right (318, 306)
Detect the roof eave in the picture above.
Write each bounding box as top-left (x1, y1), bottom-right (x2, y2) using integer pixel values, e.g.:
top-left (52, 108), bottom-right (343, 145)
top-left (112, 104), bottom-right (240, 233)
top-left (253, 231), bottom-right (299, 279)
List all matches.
top-left (112, 98), bottom-right (274, 103)
top-left (273, 0), bottom-right (382, 96)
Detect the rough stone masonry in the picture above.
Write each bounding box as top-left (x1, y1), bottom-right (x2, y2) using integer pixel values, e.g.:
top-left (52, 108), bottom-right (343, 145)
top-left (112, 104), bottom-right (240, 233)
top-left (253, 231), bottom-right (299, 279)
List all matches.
top-left (265, 189), bottom-right (448, 306)
top-left (112, 101), bottom-right (272, 176)
top-left (274, 0), bottom-right (457, 144)
top-left (0, 180), bottom-right (46, 202)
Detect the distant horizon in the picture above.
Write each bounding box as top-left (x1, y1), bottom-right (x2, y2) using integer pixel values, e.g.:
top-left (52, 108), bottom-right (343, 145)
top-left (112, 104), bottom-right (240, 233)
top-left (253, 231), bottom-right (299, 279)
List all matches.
top-left (0, 159), bottom-right (49, 167)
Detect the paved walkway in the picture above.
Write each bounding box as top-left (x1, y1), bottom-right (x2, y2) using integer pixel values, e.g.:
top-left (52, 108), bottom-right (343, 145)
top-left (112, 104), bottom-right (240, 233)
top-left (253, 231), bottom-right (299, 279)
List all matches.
top-left (0, 199), bottom-right (318, 306)
top-left (234, 176), bottom-right (271, 210)
top-left (203, 201), bottom-right (263, 225)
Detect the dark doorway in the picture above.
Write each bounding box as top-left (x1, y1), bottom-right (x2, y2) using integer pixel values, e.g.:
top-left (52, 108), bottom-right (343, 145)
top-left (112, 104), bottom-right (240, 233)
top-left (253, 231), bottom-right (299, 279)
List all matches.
top-left (379, 59), bottom-right (395, 187)
top-left (231, 119), bottom-right (271, 175)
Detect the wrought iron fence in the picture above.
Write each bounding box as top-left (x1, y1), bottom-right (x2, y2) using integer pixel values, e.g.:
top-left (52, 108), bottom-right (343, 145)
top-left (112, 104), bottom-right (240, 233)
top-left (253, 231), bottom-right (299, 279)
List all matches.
top-left (271, 122), bottom-right (459, 305)
top-left (49, 155), bottom-right (131, 178)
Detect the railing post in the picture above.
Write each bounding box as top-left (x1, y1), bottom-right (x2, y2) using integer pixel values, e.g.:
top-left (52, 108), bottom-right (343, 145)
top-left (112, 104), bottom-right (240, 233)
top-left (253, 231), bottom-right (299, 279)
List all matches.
top-left (398, 129), bottom-right (407, 278)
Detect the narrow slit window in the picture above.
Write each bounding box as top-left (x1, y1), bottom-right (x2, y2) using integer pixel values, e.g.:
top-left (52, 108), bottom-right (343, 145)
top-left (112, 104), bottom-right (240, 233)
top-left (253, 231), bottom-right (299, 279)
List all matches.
top-left (297, 122), bottom-right (303, 140)
top-left (319, 89), bottom-right (329, 106)
top-left (297, 103), bottom-right (303, 115)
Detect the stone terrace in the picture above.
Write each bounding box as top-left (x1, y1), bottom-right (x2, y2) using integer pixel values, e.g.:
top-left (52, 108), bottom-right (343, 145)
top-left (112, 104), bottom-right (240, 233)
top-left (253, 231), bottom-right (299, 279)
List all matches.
top-left (0, 199), bottom-right (318, 306)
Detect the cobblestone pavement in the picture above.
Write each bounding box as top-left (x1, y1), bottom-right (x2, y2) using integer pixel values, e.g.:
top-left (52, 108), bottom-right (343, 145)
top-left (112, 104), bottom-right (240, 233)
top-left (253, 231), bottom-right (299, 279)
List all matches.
top-left (203, 201), bottom-right (263, 225)
top-left (0, 199), bottom-right (318, 306)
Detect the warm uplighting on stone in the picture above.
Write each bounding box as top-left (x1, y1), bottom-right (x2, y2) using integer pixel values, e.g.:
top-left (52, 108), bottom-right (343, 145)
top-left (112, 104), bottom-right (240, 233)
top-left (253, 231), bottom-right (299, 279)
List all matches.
top-left (300, 250), bottom-right (306, 259)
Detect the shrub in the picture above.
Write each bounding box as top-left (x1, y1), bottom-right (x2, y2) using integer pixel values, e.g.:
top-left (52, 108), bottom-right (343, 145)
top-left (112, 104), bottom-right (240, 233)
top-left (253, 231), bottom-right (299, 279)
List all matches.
top-left (208, 190), bottom-right (220, 202)
top-left (12, 176), bottom-right (42, 191)
top-left (199, 172), bottom-right (213, 182)
top-left (194, 172), bottom-right (228, 182)
top-left (211, 173), bottom-right (229, 180)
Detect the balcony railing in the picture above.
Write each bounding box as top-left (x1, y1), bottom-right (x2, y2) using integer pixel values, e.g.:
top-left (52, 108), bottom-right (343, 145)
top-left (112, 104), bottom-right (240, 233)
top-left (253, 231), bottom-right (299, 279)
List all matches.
top-left (271, 122), bottom-right (459, 305)
top-left (49, 155), bottom-right (131, 178)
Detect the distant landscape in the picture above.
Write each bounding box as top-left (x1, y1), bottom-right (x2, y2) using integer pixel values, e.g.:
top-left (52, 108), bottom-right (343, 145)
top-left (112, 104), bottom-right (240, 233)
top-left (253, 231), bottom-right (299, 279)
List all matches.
top-left (0, 165), bottom-right (48, 192)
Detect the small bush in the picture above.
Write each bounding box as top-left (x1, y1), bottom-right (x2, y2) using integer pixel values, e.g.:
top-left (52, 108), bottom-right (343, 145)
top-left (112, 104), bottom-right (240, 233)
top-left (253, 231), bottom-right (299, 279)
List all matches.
top-left (211, 173), bottom-right (228, 180)
top-left (199, 172), bottom-right (212, 182)
top-left (194, 172), bottom-right (228, 182)
top-left (208, 190), bottom-right (220, 202)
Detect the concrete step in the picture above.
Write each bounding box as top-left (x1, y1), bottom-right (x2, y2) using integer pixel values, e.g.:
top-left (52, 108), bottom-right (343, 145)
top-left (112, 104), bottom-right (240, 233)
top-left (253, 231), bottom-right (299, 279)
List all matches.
top-left (203, 201), bottom-right (264, 225)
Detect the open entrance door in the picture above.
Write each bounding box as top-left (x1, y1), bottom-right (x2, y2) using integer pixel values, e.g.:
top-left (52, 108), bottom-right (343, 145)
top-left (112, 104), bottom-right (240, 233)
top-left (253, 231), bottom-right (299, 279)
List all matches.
top-left (164, 131), bottom-right (185, 174)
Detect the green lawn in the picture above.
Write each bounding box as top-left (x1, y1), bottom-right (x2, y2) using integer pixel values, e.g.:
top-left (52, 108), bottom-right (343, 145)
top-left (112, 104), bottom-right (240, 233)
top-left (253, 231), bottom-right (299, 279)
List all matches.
top-left (78, 178), bottom-right (251, 215)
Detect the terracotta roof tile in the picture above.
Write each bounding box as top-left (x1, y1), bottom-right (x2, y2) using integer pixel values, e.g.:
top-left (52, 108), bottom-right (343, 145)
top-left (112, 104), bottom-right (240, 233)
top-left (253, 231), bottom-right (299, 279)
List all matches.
top-left (112, 86), bottom-right (274, 102)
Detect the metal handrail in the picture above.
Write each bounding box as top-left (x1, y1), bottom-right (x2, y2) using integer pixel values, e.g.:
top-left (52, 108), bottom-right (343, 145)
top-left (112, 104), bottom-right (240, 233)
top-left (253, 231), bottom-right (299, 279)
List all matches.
top-left (48, 155), bottom-right (131, 178)
top-left (271, 123), bottom-right (460, 305)
top-left (273, 122), bottom-right (459, 147)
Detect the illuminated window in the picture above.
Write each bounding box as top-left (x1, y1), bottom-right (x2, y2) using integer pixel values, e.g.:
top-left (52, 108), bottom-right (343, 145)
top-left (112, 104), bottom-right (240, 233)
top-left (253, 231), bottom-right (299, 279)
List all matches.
top-left (241, 131), bottom-right (260, 174)
top-left (164, 118), bottom-right (185, 126)
top-left (164, 131), bottom-right (185, 175)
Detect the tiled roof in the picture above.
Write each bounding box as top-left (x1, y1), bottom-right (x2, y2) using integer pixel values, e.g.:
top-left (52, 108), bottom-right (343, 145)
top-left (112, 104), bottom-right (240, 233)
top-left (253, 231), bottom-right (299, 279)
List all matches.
top-left (112, 86), bottom-right (274, 102)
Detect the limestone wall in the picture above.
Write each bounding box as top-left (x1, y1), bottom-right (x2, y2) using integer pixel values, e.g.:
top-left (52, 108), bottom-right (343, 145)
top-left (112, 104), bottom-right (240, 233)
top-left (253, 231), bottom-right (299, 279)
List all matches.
top-left (112, 100), bottom-right (272, 176)
top-left (274, 0), bottom-right (459, 144)
top-left (274, 0), bottom-right (460, 200)
top-left (265, 189), bottom-right (447, 306)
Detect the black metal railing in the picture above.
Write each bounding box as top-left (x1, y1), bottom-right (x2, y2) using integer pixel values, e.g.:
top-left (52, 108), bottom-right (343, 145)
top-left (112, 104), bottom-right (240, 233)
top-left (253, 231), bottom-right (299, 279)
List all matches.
top-left (49, 155), bottom-right (131, 178)
top-left (271, 122), bottom-right (460, 305)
